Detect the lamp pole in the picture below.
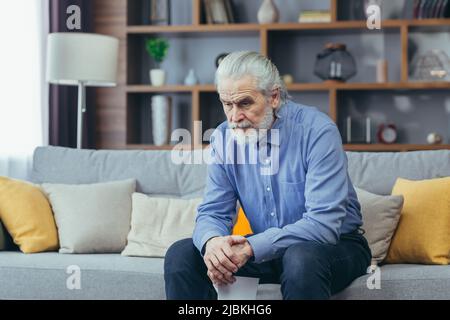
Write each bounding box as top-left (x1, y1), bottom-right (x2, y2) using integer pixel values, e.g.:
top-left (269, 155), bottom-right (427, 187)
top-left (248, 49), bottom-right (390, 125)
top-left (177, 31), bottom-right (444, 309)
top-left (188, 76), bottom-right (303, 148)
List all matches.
top-left (77, 81), bottom-right (86, 149)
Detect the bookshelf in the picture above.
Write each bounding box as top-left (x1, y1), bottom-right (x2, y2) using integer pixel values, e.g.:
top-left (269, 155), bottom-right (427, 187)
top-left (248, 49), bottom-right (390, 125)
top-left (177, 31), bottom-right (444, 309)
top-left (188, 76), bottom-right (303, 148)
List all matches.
top-left (93, 0), bottom-right (450, 151)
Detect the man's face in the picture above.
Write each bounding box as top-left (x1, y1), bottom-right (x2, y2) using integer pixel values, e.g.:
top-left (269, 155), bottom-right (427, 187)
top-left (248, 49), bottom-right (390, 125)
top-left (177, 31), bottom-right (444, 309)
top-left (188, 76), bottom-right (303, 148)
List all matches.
top-left (218, 76), bottom-right (279, 141)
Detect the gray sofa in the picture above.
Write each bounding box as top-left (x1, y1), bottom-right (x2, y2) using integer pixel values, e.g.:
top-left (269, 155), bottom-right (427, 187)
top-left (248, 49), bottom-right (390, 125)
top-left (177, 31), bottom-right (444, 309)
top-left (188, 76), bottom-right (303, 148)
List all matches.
top-left (1, 146), bottom-right (449, 300)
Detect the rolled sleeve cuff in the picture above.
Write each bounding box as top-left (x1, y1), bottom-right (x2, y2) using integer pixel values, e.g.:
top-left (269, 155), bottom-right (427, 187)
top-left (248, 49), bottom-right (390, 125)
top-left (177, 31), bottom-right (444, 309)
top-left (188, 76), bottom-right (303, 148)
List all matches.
top-left (247, 229), bottom-right (278, 263)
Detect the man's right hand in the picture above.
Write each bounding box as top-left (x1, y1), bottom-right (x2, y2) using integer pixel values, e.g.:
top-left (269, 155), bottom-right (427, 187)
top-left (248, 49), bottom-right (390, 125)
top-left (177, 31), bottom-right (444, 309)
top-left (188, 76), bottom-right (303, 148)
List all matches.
top-left (204, 235), bottom-right (247, 286)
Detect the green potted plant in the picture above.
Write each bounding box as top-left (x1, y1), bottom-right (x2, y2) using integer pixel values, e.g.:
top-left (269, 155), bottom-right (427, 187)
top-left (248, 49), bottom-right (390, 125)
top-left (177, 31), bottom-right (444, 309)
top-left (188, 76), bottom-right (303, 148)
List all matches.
top-left (145, 38), bottom-right (169, 86)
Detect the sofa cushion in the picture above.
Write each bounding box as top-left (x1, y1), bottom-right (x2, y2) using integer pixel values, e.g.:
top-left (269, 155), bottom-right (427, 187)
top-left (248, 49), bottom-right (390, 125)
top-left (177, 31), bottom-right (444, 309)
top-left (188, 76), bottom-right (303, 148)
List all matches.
top-left (0, 177), bottom-right (59, 253)
top-left (386, 177), bottom-right (450, 265)
top-left (0, 252), bottom-right (165, 300)
top-left (232, 207), bottom-right (253, 236)
top-left (122, 194), bottom-right (202, 258)
top-left (1, 252), bottom-right (449, 300)
top-left (356, 187), bottom-right (403, 264)
top-left (259, 265), bottom-right (450, 300)
top-left (42, 179), bottom-right (136, 254)
top-left (332, 264), bottom-right (450, 300)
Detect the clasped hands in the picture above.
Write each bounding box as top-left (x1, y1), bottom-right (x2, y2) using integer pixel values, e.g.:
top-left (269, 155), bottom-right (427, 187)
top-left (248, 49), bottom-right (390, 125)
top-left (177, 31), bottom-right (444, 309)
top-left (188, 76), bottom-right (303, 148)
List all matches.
top-left (204, 235), bottom-right (254, 286)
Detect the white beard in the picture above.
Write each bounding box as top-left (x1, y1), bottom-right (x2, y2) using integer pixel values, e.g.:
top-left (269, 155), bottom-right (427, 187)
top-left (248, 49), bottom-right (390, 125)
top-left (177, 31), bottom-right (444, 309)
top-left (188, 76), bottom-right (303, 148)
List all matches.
top-left (228, 105), bottom-right (274, 145)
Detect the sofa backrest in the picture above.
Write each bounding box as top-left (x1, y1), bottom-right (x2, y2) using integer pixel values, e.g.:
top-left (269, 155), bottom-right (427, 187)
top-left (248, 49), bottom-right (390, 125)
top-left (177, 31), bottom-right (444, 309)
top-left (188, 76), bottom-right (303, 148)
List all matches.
top-left (346, 150), bottom-right (450, 195)
top-left (31, 146), bottom-right (209, 198)
top-left (31, 146), bottom-right (450, 197)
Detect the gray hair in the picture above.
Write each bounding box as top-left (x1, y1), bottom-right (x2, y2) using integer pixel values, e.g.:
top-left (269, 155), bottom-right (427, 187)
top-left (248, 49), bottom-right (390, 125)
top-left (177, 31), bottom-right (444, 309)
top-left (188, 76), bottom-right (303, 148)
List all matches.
top-left (215, 51), bottom-right (289, 104)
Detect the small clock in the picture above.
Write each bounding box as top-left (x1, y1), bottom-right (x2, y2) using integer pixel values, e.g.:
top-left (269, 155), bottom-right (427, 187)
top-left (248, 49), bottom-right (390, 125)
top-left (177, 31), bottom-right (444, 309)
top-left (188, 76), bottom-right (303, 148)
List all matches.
top-left (377, 124), bottom-right (397, 144)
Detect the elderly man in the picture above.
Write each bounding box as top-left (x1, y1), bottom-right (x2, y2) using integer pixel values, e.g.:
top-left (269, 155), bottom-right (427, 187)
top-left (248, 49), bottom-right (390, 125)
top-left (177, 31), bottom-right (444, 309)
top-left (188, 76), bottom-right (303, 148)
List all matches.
top-left (164, 51), bottom-right (371, 300)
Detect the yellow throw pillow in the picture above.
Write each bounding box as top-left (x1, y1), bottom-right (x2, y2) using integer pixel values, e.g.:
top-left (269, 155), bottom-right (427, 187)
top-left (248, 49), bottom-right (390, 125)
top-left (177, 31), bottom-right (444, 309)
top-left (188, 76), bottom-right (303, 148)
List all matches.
top-left (0, 177), bottom-right (59, 253)
top-left (232, 207), bottom-right (253, 236)
top-left (385, 177), bottom-right (450, 264)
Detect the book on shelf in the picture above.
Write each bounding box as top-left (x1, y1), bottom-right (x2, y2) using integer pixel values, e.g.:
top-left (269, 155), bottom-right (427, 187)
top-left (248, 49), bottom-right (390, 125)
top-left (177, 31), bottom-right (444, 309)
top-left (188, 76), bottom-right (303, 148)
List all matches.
top-left (203, 0), bottom-right (234, 24)
top-left (407, 0), bottom-right (450, 19)
top-left (298, 10), bottom-right (331, 23)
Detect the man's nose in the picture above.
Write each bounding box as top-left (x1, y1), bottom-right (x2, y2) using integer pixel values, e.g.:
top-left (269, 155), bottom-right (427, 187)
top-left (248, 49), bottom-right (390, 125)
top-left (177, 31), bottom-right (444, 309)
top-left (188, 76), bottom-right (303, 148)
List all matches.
top-left (231, 106), bottom-right (244, 123)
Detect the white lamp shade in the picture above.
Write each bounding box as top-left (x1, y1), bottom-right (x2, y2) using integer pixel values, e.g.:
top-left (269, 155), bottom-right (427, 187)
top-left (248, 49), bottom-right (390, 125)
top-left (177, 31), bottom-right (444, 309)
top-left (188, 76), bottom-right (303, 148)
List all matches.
top-left (46, 33), bottom-right (119, 87)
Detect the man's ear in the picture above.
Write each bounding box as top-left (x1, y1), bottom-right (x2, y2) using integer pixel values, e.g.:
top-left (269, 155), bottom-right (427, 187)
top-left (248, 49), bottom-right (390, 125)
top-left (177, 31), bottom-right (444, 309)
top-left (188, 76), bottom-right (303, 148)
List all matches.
top-left (270, 87), bottom-right (281, 109)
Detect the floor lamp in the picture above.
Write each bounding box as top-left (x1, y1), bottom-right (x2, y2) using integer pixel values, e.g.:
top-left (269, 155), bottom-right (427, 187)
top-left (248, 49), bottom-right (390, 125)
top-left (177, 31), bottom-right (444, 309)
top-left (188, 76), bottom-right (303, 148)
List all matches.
top-left (46, 33), bottom-right (119, 149)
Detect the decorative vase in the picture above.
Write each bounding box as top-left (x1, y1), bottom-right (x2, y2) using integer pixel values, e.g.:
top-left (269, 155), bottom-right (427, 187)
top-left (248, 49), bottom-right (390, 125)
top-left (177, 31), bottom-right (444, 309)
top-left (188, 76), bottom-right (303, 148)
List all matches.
top-left (184, 69), bottom-right (199, 85)
top-left (150, 69), bottom-right (166, 86)
top-left (151, 95), bottom-right (171, 146)
top-left (314, 43), bottom-right (357, 82)
top-left (257, 0), bottom-right (279, 24)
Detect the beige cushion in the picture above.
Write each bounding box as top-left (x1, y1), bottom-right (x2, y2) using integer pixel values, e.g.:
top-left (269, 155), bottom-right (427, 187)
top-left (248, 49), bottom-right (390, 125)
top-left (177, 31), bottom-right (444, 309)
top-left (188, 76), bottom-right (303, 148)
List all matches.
top-left (122, 193), bottom-right (202, 258)
top-left (356, 187), bottom-right (403, 264)
top-left (42, 179), bottom-right (136, 254)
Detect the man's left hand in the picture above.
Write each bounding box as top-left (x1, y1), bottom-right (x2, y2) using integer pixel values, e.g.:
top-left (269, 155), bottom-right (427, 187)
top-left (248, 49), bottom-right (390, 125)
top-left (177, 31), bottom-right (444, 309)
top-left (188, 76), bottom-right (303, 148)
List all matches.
top-left (230, 239), bottom-right (254, 269)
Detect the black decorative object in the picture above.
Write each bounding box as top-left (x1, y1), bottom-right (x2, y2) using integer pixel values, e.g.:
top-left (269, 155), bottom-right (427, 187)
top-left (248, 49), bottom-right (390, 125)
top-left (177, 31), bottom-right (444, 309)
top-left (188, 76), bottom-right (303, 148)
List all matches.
top-left (314, 43), bottom-right (357, 82)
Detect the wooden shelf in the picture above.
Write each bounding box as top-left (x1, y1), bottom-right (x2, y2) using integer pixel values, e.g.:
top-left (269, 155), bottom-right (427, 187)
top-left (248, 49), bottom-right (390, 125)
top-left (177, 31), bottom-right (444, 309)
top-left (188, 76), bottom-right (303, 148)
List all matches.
top-left (126, 82), bottom-right (450, 93)
top-left (126, 23), bottom-right (261, 34)
top-left (289, 82), bottom-right (450, 91)
top-left (126, 85), bottom-right (199, 93)
top-left (126, 84), bottom-right (217, 93)
top-left (126, 19), bottom-right (450, 34)
top-left (95, 1), bottom-right (450, 151)
top-left (344, 144), bottom-right (450, 152)
top-left (407, 18), bottom-right (450, 27)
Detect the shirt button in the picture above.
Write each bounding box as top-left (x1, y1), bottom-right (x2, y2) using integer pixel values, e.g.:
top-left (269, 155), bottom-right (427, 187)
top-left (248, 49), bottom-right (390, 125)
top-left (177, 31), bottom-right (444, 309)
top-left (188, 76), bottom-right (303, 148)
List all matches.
top-left (265, 159), bottom-right (271, 164)
top-left (266, 187), bottom-right (271, 192)
top-left (270, 212), bottom-right (275, 217)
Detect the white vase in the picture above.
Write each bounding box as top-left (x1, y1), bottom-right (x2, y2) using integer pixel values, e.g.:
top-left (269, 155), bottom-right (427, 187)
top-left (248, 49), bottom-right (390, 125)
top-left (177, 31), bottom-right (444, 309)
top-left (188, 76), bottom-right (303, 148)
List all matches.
top-left (150, 69), bottom-right (166, 86)
top-left (257, 0), bottom-right (279, 24)
top-left (184, 69), bottom-right (199, 85)
top-left (151, 95), bottom-right (170, 146)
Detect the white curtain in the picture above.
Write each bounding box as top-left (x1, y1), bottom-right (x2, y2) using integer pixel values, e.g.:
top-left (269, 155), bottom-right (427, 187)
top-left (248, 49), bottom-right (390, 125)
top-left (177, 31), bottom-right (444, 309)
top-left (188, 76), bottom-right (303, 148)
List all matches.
top-left (0, 0), bottom-right (49, 180)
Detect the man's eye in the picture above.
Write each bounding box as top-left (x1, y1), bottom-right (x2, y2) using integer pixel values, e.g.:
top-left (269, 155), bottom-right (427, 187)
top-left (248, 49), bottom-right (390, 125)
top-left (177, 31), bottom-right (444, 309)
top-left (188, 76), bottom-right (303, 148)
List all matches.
top-left (241, 102), bottom-right (251, 108)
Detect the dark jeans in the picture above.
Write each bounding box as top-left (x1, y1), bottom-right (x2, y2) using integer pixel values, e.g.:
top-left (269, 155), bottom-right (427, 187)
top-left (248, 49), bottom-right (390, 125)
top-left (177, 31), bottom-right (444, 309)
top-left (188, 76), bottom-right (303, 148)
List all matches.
top-left (164, 231), bottom-right (372, 300)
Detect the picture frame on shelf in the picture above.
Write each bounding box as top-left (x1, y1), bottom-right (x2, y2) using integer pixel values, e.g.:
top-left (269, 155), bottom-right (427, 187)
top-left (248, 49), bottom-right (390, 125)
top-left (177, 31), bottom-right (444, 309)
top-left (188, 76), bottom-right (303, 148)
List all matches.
top-left (149, 0), bottom-right (171, 25)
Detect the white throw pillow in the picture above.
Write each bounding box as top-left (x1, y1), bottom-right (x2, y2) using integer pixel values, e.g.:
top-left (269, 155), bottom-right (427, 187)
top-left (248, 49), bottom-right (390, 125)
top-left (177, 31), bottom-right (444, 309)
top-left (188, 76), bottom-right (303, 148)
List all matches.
top-left (121, 193), bottom-right (202, 258)
top-left (42, 179), bottom-right (136, 254)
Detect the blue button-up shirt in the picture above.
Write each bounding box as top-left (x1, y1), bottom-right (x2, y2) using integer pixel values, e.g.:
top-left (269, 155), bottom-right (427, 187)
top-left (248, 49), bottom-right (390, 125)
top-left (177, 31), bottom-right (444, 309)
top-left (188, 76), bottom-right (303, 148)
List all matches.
top-left (193, 100), bottom-right (363, 263)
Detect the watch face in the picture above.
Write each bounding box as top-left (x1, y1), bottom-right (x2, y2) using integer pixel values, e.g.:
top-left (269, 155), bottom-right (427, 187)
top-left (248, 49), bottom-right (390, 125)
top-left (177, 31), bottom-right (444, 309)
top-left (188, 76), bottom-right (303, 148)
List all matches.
top-left (382, 127), bottom-right (397, 143)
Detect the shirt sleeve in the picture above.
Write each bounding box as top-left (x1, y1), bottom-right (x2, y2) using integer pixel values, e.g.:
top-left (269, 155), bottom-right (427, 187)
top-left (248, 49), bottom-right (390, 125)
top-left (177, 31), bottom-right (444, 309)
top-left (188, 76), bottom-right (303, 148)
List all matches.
top-left (247, 123), bottom-right (350, 263)
top-left (192, 134), bottom-right (238, 254)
